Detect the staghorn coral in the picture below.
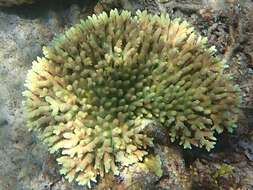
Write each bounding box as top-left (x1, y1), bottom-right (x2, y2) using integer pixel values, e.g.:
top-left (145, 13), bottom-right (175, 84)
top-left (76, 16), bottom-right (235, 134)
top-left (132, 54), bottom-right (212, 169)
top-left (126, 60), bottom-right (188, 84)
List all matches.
top-left (0, 0), bottom-right (34, 6)
top-left (23, 9), bottom-right (240, 186)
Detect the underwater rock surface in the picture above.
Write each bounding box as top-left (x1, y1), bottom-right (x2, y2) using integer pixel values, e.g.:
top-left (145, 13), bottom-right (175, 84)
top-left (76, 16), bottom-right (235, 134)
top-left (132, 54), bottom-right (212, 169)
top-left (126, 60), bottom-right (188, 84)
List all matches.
top-left (0, 0), bottom-right (253, 189)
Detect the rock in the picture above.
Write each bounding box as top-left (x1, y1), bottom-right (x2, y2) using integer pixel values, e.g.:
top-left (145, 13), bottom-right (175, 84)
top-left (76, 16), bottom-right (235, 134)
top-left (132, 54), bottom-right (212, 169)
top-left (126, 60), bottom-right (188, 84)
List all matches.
top-left (96, 144), bottom-right (191, 190)
top-left (191, 158), bottom-right (253, 189)
top-left (154, 145), bottom-right (191, 190)
top-left (94, 0), bottom-right (160, 14)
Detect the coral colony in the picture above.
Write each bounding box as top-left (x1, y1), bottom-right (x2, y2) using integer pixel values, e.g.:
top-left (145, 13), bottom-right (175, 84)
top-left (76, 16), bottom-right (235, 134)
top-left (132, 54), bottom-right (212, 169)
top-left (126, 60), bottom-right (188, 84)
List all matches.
top-left (23, 9), bottom-right (240, 187)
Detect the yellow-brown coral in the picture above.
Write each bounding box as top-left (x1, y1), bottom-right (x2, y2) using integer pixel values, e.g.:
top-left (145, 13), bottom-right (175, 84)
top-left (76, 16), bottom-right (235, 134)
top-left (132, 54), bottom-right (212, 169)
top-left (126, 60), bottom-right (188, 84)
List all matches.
top-left (23, 9), bottom-right (240, 187)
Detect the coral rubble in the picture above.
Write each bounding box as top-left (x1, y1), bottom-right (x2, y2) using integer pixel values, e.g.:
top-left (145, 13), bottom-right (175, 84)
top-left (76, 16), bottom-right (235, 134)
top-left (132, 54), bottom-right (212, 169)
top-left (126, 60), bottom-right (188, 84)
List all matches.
top-left (23, 9), bottom-right (240, 186)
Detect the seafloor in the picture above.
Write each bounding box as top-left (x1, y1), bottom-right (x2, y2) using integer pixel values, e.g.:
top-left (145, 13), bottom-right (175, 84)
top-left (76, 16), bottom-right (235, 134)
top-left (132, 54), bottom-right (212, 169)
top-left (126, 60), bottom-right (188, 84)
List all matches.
top-left (0, 0), bottom-right (252, 190)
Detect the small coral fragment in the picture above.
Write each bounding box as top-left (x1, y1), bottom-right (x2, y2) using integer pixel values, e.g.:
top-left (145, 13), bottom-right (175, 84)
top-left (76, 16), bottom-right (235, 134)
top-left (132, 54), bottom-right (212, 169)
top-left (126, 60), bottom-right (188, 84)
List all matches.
top-left (23, 9), bottom-right (240, 187)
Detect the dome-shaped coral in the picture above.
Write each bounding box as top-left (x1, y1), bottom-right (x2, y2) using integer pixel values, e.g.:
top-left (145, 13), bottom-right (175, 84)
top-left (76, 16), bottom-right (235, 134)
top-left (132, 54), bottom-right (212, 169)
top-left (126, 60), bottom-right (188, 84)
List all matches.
top-left (23, 9), bottom-right (240, 187)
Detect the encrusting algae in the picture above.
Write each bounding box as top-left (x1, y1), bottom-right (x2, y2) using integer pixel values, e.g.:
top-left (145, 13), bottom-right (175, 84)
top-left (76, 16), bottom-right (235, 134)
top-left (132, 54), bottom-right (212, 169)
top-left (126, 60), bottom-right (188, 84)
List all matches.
top-left (22, 9), bottom-right (241, 187)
